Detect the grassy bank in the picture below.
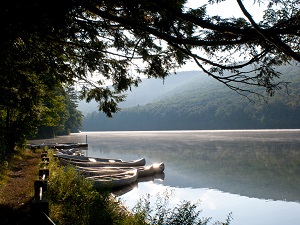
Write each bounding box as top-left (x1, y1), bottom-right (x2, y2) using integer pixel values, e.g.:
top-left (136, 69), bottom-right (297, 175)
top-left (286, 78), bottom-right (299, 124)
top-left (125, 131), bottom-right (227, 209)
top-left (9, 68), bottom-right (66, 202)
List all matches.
top-left (46, 152), bottom-right (134, 224)
top-left (45, 151), bottom-right (231, 225)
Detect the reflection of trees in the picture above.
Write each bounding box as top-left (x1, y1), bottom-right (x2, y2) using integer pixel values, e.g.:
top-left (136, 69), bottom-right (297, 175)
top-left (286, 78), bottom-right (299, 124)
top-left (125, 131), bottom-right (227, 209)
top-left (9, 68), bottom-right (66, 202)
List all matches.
top-left (161, 141), bottom-right (300, 202)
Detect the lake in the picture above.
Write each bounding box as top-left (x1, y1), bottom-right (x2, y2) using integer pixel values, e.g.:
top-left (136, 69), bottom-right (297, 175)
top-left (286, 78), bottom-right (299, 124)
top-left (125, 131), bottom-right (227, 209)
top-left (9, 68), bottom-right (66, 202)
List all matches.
top-left (31, 130), bottom-right (300, 225)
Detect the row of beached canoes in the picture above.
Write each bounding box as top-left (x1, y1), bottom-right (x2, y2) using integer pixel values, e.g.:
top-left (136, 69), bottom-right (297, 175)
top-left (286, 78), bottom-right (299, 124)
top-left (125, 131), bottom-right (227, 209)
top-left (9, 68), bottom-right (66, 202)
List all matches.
top-left (56, 153), bottom-right (165, 189)
top-left (29, 142), bottom-right (88, 150)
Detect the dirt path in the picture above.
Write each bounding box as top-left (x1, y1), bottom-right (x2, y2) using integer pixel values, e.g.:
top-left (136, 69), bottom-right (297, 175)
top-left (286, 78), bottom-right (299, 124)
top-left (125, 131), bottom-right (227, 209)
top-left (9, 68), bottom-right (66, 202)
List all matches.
top-left (0, 151), bottom-right (40, 225)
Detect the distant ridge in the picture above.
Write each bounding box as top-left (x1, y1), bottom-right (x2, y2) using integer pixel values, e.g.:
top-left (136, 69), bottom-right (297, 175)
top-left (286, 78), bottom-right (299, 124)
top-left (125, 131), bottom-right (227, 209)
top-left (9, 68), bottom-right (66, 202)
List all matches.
top-left (77, 71), bottom-right (204, 115)
top-left (81, 64), bottom-right (300, 131)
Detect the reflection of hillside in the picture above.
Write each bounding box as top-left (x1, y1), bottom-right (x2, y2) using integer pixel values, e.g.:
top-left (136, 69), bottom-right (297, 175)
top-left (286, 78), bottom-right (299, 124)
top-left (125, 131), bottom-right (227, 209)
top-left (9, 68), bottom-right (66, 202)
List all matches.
top-left (161, 141), bottom-right (300, 202)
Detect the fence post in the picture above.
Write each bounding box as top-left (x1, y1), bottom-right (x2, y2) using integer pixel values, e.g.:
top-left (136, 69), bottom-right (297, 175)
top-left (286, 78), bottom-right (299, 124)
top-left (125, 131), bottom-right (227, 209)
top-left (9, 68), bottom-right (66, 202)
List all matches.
top-left (34, 180), bottom-right (48, 200)
top-left (31, 150), bottom-right (55, 224)
top-left (39, 169), bottom-right (49, 179)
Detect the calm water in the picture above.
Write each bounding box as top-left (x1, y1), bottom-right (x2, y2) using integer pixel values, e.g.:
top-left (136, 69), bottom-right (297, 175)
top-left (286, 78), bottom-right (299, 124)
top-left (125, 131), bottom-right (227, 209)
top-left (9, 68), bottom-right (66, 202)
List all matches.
top-left (32, 130), bottom-right (300, 225)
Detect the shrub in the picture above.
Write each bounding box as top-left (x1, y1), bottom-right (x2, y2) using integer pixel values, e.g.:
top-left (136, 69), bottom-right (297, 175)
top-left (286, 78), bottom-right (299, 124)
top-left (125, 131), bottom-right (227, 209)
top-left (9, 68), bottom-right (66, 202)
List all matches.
top-left (45, 153), bottom-right (133, 225)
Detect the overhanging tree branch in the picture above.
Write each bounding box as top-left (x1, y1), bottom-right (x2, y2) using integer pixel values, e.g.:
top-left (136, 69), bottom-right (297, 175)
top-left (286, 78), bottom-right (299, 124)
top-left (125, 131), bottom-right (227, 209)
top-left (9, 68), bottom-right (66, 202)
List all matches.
top-left (236, 0), bottom-right (300, 62)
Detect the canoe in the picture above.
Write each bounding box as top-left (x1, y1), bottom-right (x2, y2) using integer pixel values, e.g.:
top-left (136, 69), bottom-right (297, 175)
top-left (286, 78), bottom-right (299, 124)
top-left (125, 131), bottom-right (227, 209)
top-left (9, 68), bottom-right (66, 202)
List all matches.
top-left (86, 169), bottom-right (138, 189)
top-left (56, 153), bottom-right (123, 162)
top-left (59, 157), bottom-right (146, 167)
top-left (76, 167), bottom-right (134, 177)
top-left (76, 162), bottom-right (164, 178)
top-left (115, 162), bottom-right (164, 177)
top-left (76, 166), bottom-right (130, 174)
top-left (55, 143), bottom-right (88, 149)
top-left (56, 149), bottom-right (83, 156)
top-left (29, 142), bottom-right (88, 150)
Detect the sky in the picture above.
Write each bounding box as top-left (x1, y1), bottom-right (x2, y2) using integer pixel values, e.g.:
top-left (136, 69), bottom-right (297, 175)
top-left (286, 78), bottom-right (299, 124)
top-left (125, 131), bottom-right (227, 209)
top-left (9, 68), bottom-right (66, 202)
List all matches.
top-left (185, 0), bottom-right (265, 20)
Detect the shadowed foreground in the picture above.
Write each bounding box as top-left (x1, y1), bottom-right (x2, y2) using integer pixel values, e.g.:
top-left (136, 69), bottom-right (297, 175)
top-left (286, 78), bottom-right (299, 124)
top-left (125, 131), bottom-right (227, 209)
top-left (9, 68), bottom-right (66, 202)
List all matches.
top-left (0, 151), bottom-right (40, 225)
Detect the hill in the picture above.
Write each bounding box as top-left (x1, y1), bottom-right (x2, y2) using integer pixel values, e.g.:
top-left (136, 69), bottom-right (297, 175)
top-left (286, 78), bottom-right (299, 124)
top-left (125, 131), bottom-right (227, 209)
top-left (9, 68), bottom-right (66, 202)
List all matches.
top-left (77, 71), bottom-right (201, 115)
top-left (81, 64), bottom-right (300, 131)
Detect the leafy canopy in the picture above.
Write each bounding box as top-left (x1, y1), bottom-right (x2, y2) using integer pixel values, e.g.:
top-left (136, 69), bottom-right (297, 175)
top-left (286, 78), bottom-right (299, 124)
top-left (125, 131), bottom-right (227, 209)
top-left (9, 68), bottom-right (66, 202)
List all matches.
top-left (1, 0), bottom-right (300, 118)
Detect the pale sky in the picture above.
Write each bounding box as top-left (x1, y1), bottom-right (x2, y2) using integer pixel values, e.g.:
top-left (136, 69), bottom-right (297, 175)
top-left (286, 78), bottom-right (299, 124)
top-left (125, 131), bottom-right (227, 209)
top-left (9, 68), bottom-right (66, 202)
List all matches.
top-left (185, 0), bottom-right (265, 21)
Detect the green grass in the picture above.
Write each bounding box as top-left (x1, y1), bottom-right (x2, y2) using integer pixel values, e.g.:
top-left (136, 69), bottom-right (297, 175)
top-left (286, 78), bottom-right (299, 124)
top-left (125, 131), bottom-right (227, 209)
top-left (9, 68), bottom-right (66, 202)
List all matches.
top-left (45, 152), bottom-right (134, 225)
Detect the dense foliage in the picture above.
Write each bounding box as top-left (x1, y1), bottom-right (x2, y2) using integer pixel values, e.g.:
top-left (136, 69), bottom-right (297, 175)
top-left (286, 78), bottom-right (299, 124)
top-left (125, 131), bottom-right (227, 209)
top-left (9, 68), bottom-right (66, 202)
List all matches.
top-left (34, 87), bottom-right (83, 139)
top-left (0, 82), bottom-right (82, 159)
top-left (0, 0), bottom-right (299, 157)
top-left (83, 64), bottom-right (300, 131)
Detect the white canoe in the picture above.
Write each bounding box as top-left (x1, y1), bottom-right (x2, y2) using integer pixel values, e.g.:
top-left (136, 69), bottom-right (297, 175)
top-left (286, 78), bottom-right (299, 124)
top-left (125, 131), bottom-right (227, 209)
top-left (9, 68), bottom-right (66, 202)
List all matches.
top-left (76, 167), bottom-right (133, 176)
top-left (86, 169), bottom-right (138, 189)
top-left (56, 153), bottom-right (123, 162)
top-left (76, 162), bottom-right (165, 178)
top-left (116, 162), bottom-right (165, 177)
top-left (59, 157), bottom-right (146, 167)
top-left (56, 149), bottom-right (83, 156)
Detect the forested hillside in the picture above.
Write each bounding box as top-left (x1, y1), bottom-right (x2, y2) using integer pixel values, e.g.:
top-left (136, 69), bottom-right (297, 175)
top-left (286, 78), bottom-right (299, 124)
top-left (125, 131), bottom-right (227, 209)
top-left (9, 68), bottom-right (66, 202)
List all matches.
top-left (77, 71), bottom-right (200, 115)
top-left (82, 64), bottom-right (300, 131)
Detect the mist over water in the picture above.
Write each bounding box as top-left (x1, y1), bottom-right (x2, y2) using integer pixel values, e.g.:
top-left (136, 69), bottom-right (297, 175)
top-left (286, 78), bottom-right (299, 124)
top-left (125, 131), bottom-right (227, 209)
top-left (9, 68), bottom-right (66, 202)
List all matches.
top-left (32, 129), bottom-right (300, 225)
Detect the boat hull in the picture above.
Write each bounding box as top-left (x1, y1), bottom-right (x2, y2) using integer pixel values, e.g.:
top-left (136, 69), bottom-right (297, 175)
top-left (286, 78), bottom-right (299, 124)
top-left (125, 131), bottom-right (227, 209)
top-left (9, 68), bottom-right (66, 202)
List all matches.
top-left (86, 169), bottom-right (138, 189)
top-left (59, 157), bottom-right (146, 167)
top-left (76, 163), bottom-right (164, 178)
top-left (56, 154), bottom-right (122, 162)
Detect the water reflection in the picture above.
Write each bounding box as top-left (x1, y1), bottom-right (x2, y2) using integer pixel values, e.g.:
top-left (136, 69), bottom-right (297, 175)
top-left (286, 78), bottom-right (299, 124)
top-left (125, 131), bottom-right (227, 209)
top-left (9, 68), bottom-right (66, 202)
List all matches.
top-left (83, 130), bottom-right (300, 202)
top-left (112, 173), bottom-right (165, 196)
top-left (120, 182), bottom-right (300, 225)
top-left (162, 141), bottom-right (300, 202)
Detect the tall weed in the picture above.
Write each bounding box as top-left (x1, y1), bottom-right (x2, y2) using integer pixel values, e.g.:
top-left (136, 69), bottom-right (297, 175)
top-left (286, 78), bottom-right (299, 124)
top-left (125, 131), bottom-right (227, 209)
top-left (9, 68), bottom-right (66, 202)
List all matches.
top-left (45, 152), bottom-right (132, 225)
top-left (131, 189), bottom-right (232, 225)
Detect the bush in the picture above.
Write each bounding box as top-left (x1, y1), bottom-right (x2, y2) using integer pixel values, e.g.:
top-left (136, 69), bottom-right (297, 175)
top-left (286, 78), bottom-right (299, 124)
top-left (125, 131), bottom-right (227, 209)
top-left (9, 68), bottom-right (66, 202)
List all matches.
top-left (132, 190), bottom-right (214, 225)
top-left (45, 153), bottom-right (133, 225)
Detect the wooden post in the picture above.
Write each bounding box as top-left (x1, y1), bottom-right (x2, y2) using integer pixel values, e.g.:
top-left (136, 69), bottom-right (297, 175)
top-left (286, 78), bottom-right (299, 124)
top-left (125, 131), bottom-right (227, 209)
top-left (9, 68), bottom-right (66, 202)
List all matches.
top-left (39, 169), bottom-right (49, 180)
top-left (34, 180), bottom-right (47, 200)
top-left (42, 157), bottom-right (50, 162)
top-left (31, 150), bottom-right (56, 224)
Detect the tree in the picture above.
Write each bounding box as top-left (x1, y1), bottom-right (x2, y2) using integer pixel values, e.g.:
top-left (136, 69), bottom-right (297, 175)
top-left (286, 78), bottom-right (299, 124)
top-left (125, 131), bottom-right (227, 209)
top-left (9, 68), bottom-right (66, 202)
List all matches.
top-left (0, 46), bottom-right (46, 158)
top-left (0, 0), bottom-right (299, 155)
top-left (36, 88), bottom-right (70, 139)
top-left (2, 0), bottom-right (299, 113)
top-left (35, 86), bottom-right (83, 139)
top-left (64, 87), bottom-right (83, 134)
top-left (68, 0), bottom-right (300, 96)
